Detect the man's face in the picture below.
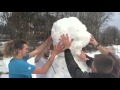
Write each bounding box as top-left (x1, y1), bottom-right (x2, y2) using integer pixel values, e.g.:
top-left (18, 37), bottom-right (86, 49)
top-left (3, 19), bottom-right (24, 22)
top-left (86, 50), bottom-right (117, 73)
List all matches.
top-left (20, 44), bottom-right (29, 58)
top-left (44, 47), bottom-right (50, 57)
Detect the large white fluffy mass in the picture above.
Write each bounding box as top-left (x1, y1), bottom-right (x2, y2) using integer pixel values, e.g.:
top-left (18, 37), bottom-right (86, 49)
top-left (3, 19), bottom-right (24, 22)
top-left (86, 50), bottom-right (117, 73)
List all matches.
top-left (46, 17), bottom-right (92, 78)
top-left (51, 17), bottom-right (91, 56)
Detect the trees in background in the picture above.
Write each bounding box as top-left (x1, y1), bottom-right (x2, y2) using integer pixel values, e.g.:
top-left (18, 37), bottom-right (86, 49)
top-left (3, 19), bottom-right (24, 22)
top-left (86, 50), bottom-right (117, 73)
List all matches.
top-left (0, 12), bottom-right (56, 50)
top-left (0, 12), bottom-right (118, 51)
top-left (100, 26), bottom-right (120, 46)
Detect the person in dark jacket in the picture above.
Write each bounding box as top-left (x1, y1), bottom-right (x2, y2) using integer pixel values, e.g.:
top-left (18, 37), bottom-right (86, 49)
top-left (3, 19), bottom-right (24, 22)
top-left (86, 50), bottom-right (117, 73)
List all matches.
top-left (78, 35), bottom-right (120, 78)
top-left (60, 34), bottom-right (116, 78)
top-left (78, 50), bottom-right (120, 78)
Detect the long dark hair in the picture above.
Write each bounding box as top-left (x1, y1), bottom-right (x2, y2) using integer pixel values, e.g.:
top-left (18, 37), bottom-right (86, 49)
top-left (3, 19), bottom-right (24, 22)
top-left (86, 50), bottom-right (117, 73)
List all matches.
top-left (3, 39), bottom-right (27, 57)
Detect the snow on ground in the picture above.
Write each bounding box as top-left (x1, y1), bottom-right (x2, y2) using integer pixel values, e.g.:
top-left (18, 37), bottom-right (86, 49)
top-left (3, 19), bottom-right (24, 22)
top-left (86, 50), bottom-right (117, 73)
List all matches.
top-left (0, 60), bottom-right (8, 73)
top-left (0, 60), bottom-right (9, 78)
top-left (112, 45), bottom-right (120, 59)
top-left (0, 57), bottom-right (12, 78)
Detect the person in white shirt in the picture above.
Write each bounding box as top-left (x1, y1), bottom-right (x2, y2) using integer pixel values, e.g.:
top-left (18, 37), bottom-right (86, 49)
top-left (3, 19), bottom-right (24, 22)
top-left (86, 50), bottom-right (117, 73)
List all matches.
top-left (35, 47), bottom-right (51, 78)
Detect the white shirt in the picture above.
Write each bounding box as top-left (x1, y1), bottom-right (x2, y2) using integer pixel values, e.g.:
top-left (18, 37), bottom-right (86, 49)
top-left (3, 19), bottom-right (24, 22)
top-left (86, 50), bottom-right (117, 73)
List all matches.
top-left (35, 57), bottom-right (48, 78)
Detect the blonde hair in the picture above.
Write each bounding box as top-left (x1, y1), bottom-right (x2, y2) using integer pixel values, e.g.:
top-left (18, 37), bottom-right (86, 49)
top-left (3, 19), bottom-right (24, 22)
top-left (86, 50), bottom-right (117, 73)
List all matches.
top-left (3, 39), bottom-right (27, 57)
top-left (3, 40), bottom-right (14, 57)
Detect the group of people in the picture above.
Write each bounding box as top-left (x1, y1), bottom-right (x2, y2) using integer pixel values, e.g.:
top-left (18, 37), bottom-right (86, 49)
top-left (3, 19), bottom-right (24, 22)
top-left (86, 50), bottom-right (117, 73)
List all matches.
top-left (3, 33), bottom-right (120, 78)
top-left (62, 34), bottom-right (120, 78)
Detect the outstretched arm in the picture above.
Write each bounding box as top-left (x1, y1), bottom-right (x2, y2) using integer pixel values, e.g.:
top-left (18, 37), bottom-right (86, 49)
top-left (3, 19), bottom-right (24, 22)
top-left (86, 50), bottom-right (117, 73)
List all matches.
top-left (35, 49), bottom-right (46, 63)
top-left (35, 53), bottom-right (44, 63)
top-left (30, 36), bottom-right (52, 58)
top-left (90, 35), bottom-right (110, 55)
top-left (61, 34), bottom-right (89, 78)
top-left (64, 49), bottom-right (89, 78)
top-left (32, 42), bottom-right (64, 74)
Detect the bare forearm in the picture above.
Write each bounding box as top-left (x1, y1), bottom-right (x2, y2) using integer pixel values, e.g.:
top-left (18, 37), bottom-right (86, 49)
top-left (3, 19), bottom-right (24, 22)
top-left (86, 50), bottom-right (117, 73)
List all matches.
top-left (36, 39), bottom-right (52, 54)
top-left (35, 53), bottom-right (44, 63)
top-left (30, 37), bottom-right (52, 58)
top-left (90, 36), bottom-right (109, 55)
top-left (41, 52), bottom-right (56, 73)
top-left (96, 45), bottom-right (109, 55)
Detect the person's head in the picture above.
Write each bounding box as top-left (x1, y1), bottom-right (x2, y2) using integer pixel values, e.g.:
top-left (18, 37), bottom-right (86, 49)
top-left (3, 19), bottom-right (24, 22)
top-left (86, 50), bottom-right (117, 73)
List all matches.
top-left (3, 39), bottom-right (29, 58)
top-left (43, 47), bottom-right (51, 58)
top-left (91, 54), bottom-right (115, 74)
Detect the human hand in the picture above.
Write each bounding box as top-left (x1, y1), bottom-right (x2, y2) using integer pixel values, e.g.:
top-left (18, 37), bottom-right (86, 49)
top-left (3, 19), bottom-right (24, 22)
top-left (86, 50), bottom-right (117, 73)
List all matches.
top-left (89, 35), bottom-right (98, 46)
top-left (52, 42), bottom-right (64, 55)
top-left (77, 51), bottom-right (87, 61)
top-left (60, 34), bottom-right (74, 49)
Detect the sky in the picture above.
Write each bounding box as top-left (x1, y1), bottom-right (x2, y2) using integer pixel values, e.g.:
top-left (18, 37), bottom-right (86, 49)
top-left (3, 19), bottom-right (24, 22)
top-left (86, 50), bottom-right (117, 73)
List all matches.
top-left (107, 12), bottom-right (120, 29)
top-left (2, 12), bottom-right (118, 38)
top-left (0, 12), bottom-right (120, 29)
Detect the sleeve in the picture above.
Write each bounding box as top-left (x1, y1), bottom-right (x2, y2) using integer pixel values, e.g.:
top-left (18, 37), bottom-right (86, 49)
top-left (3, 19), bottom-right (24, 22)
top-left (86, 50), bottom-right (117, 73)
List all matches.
top-left (86, 54), bottom-right (94, 68)
top-left (64, 49), bottom-right (89, 78)
top-left (17, 61), bottom-right (36, 76)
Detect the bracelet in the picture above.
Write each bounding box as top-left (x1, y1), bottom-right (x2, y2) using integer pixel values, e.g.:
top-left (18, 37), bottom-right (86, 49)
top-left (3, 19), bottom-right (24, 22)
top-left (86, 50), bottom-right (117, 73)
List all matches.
top-left (96, 43), bottom-right (100, 48)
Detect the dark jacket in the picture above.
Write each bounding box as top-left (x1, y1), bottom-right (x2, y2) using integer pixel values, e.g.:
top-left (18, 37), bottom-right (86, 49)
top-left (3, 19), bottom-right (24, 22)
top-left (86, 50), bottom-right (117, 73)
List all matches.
top-left (64, 49), bottom-right (116, 78)
top-left (86, 52), bottom-right (120, 78)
